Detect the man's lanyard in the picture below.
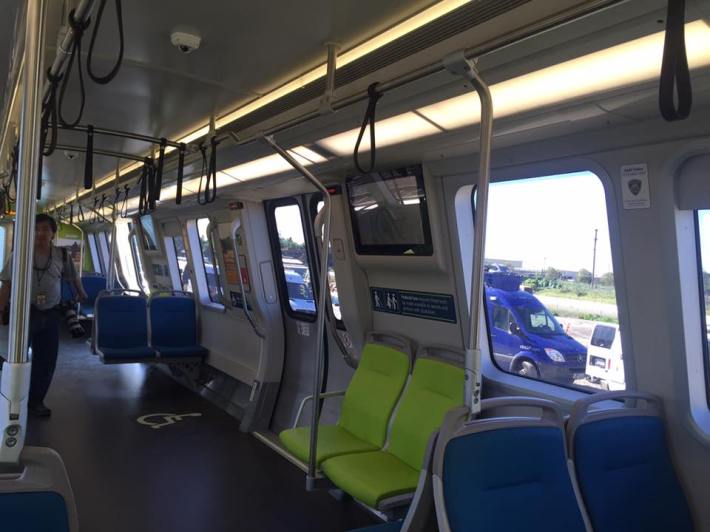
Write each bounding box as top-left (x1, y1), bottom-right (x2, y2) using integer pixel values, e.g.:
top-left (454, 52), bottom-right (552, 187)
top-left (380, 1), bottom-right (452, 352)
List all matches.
top-left (34, 247), bottom-right (54, 285)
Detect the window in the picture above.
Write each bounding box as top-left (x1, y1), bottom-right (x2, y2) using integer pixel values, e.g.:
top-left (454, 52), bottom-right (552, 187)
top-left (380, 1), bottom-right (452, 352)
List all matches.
top-left (167, 235), bottom-right (192, 293)
top-left (87, 233), bottom-right (102, 274)
top-left (139, 214), bottom-right (159, 251)
top-left (129, 230), bottom-right (150, 294)
top-left (316, 200), bottom-right (343, 323)
top-left (272, 202), bottom-right (316, 317)
top-left (695, 210), bottom-right (710, 404)
top-left (197, 218), bottom-right (223, 304)
top-left (115, 222), bottom-right (141, 292)
top-left (98, 231), bottom-right (111, 274)
top-left (473, 171), bottom-right (623, 391)
top-left (347, 165), bottom-right (432, 255)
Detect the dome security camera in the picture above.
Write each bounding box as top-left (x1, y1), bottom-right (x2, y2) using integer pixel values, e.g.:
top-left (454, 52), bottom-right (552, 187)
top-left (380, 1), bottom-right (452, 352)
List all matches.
top-left (171, 28), bottom-right (201, 54)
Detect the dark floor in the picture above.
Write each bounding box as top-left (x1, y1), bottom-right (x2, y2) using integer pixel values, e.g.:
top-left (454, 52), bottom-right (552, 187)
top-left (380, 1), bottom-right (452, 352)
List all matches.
top-left (23, 334), bottom-right (379, 532)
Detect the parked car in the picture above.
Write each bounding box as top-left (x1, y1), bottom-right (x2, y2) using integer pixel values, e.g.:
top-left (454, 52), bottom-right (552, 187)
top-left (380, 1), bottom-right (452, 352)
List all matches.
top-left (285, 270), bottom-right (316, 313)
top-left (485, 273), bottom-right (587, 384)
top-left (585, 323), bottom-right (625, 390)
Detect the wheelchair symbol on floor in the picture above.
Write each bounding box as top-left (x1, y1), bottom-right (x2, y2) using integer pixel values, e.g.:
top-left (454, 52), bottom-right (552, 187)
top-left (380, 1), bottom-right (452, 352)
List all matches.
top-left (137, 412), bottom-right (202, 430)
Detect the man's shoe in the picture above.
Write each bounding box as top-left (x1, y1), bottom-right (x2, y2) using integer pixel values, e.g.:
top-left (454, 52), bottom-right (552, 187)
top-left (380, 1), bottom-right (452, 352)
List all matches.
top-left (28, 403), bottom-right (51, 417)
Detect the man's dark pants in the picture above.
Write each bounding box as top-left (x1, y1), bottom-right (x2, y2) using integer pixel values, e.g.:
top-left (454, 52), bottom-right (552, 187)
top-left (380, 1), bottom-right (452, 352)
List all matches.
top-left (28, 306), bottom-right (60, 406)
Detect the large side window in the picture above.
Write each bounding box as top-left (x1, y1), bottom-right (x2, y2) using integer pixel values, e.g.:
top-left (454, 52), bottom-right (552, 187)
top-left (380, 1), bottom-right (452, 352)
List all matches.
top-left (129, 227), bottom-right (150, 294)
top-left (87, 233), bottom-right (103, 274)
top-left (271, 201), bottom-right (316, 318)
top-left (165, 235), bottom-right (193, 293)
top-left (475, 171), bottom-right (623, 392)
top-left (197, 218), bottom-right (224, 304)
top-left (695, 210), bottom-right (710, 404)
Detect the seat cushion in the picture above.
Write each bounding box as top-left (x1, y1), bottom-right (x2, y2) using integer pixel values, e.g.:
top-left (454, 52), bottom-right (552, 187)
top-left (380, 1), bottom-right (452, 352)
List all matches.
top-left (387, 358), bottom-right (464, 470)
top-left (337, 343), bottom-right (410, 448)
top-left (100, 346), bottom-right (157, 361)
top-left (0, 491), bottom-right (69, 532)
top-left (322, 450), bottom-right (419, 508)
top-left (279, 425), bottom-right (378, 466)
top-left (444, 426), bottom-right (586, 532)
top-left (574, 415), bottom-right (693, 532)
top-left (156, 345), bottom-right (208, 359)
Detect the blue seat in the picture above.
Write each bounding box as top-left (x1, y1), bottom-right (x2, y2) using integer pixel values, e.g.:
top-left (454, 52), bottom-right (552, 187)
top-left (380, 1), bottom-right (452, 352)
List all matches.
top-left (95, 294), bottom-right (156, 363)
top-left (149, 295), bottom-right (207, 361)
top-left (568, 392), bottom-right (693, 532)
top-left (79, 276), bottom-right (106, 317)
top-left (60, 280), bottom-right (75, 303)
top-left (433, 398), bottom-right (587, 532)
top-left (0, 491), bottom-right (70, 532)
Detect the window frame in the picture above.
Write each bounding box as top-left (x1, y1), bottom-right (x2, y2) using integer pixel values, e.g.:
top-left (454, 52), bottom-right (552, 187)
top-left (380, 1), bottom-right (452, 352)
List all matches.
top-left (164, 234), bottom-right (193, 294)
top-left (187, 218), bottom-right (225, 311)
top-left (128, 227), bottom-right (150, 294)
top-left (346, 164), bottom-right (433, 256)
top-left (266, 198), bottom-right (318, 322)
top-left (693, 211), bottom-right (710, 409)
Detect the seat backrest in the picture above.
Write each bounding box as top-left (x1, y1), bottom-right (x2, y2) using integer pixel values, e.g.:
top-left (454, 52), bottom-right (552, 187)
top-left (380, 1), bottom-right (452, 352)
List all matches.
top-left (149, 295), bottom-right (198, 347)
top-left (386, 356), bottom-right (464, 471)
top-left (434, 398), bottom-right (587, 532)
top-left (82, 276), bottom-right (106, 304)
top-left (96, 295), bottom-right (149, 349)
top-left (337, 339), bottom-right (411, 447)
top-left (568, 391), bottom-right (693, 532)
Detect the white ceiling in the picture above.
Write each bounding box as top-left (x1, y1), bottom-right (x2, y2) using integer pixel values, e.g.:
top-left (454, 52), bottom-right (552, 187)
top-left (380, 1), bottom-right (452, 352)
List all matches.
top-left (1, 0), bottom-right (438, 202)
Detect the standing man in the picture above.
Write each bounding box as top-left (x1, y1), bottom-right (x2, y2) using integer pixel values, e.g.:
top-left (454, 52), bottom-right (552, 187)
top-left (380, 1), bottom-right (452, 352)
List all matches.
top-left (0, 213), bottom-right (87, 416)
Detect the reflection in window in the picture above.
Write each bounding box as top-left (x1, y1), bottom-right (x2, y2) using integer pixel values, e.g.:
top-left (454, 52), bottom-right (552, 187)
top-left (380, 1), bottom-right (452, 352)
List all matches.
top-left (475, 171), bottom-right (623, 391)
top-left (173, 236), bottom-right (192, 293)
top-left (274, 204), bottom-right (315, 315)
top-left (696, 210), bottom-right (710, 397)
top-left (317, 201), bottom-right (342, 321)
top-left (197, 218), bottom-right (223, 304)
top-left (129, 229), bottom-right (150, 293)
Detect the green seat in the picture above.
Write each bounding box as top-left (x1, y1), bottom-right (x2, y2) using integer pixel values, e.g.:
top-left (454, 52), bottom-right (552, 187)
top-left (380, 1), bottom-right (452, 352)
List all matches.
top-left (322, 357), bottom-right (464, 508)
top-left (279, 342), bottom-right (410, 466)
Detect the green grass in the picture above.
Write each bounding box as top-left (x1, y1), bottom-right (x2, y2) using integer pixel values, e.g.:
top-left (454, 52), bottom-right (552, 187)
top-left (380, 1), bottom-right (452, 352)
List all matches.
top-left (552, 308), bottom-right (619, 324)
top-left (535, 283), bottom-right (617, 304)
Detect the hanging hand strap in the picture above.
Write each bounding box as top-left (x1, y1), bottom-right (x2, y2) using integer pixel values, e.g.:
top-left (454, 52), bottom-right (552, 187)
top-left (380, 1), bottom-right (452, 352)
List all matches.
top-left (87, 0), bottom-right (124, 84)
top-left (84, 125), bottom-right (94, 189)
top-left (353, 83), bottom-right (382, 173)
top-left (40, 69), bottom-right (63, 157)
top-left (58, 10), bottom-right (90, 127)
top-left (659, 0), bottom-right (692, 121)
top-left (176, 143), bottom-right (186, 205)
top-left (154, 137), bottom-right (167, 202)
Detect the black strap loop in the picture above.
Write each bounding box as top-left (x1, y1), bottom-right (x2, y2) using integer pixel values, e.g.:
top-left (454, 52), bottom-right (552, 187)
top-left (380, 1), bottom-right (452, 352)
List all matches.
top-left (176, 143), bottom-right (185, 205)
top-left (197, 137), bottom-right (219, 205)
top-left (40, 69), bottom-right (63, 157)
top-left (155, 137), bottom-right (167, 202)
top-left (353, 83), bottom-right (382, 174)
top-left (69, 203), bottom-right (74, 225)
top-left (84, 125), bottom-right (94, 189)
top-left (58, 10), bottom-right (90, 127)
top-left (87, 0), bottom-right (124, 85)
top-left (120, 184), bottom-right (130, 218)
top-left (659, 0), bottom-right (692, 121)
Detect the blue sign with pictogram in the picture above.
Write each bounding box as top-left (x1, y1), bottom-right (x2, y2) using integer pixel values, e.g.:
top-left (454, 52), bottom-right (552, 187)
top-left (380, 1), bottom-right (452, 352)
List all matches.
top-left (371, 287), bottom-right (456, 323)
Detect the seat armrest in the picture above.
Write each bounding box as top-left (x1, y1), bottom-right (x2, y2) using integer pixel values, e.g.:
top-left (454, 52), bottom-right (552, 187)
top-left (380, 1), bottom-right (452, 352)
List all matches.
top-left (293, 390), bottom-right (347, 428)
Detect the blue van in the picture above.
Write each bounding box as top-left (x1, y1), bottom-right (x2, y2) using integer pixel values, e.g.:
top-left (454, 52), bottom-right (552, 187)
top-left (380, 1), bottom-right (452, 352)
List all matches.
top-left (485, 273), bottom-right (587, 384)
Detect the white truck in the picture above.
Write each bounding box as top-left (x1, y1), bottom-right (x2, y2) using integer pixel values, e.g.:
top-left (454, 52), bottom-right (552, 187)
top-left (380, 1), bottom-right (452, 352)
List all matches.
top-left (585, 323), bottom-right (625, 391)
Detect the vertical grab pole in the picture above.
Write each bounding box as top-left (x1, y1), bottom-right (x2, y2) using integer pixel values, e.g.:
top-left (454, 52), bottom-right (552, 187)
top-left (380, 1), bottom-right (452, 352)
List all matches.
top-left (263, 135), bottom-right (331, 486)
top-left (444, 52), bottom-right (493, 415)
top-left (0, 0), bottom-right (47, 466)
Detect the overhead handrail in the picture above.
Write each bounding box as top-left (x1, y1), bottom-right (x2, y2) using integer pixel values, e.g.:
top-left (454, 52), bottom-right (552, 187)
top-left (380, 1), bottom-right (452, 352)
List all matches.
top-left (313, 204), bottom-right (354, 368)
top-left (231, 217), bottom-right (265, 339)
top-left (659, 0), bottom-right (692, 121)
top-left (0, 0), bottom-right (46, 466)
top-left (263, 134), bottom-right (331, 487)
top-left (443, 52), bottom-right (493, 415)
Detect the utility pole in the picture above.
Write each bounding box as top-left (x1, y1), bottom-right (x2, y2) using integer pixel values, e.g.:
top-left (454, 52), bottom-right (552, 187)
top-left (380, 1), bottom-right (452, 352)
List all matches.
top-left (591, 228), bottom-right (598, 287)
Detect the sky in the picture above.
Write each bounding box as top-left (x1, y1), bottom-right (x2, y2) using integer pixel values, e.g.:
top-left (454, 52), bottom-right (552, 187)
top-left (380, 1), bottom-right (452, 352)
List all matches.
top-left (274, 171), bottom-right (615, 275)
top-left (485, 171), bottom-right (614, 273)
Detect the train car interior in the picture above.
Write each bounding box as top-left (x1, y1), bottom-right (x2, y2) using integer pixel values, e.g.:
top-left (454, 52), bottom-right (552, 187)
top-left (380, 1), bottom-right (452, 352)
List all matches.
top-left (0, 0), bottom-right (709, 530)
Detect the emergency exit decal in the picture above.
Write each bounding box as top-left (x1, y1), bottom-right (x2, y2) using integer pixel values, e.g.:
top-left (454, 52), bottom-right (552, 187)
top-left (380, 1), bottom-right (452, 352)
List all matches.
top-left (371, 287), bottom-right (456, 323)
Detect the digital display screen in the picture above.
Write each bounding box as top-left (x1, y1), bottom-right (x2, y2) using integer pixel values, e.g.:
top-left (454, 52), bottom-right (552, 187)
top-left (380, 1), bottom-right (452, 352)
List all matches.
top-left (347, 165), bottom-right (432, 256)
